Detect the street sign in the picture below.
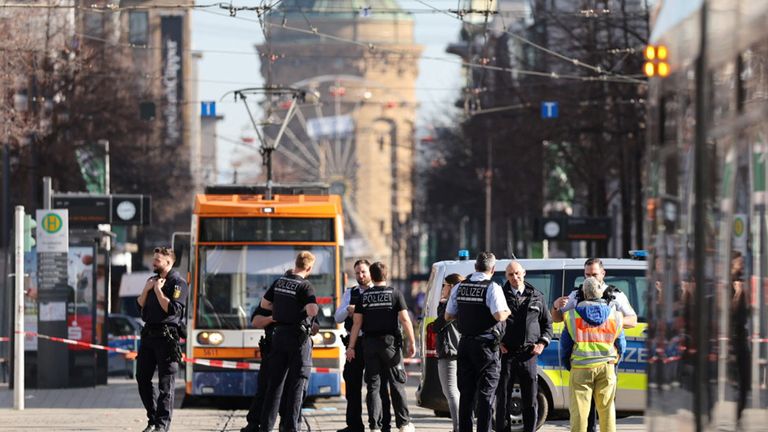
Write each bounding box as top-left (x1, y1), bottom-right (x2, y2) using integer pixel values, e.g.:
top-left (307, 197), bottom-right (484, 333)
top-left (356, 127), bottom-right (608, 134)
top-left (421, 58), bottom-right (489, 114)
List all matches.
top-left (535, 216), bottom-right (612, 241)
top-left (53, 195), bottom-right (110, 227)
top-left (201, 101), bottom-right (216, 117)
top-left (541, 101), bottom-right (559, 119)
top-left (36, 209), bottom-right (69, 253)
top-left (53, 194), bottom-right (151, 227)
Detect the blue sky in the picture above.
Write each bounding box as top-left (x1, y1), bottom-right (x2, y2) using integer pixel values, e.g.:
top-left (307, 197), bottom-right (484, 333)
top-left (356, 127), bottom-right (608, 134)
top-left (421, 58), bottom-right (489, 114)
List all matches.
top-left (191, 1), bottom-right (465, 183)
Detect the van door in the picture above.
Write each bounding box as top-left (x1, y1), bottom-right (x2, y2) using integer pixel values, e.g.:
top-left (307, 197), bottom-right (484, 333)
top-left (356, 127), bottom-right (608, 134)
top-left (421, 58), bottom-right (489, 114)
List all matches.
top-left (565, 269), bottom-right (648, 411)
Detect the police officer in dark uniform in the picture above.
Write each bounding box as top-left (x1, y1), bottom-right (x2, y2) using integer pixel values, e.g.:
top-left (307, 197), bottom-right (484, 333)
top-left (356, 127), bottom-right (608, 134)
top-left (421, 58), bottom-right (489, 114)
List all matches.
top-left (346, 262), bottom-right (416, 432)
top-left (136, 247), bottom-right (188, 432)
top-left (242, 304), bottom-right (319, 432)
top-left (241, 305), bottom-right (278, 432)
top-left (445, 252), bottom-right (510, 432)
top-left (335, 260), bottom-right (392, 432)
top-left (495, 261), bottom-right (552, 432)
top-left (258, 251), bottom-right (319, 432)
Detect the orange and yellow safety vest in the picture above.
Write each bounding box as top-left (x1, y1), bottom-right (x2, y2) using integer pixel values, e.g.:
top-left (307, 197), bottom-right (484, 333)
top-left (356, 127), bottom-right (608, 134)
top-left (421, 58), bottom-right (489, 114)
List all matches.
top-left (564, 307), bottom-right (623, 368)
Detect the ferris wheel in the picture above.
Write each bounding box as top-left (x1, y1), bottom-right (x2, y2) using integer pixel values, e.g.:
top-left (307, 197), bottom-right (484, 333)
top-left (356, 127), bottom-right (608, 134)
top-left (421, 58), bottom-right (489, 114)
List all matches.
top-left (259, 74), bottom-right (386, 258)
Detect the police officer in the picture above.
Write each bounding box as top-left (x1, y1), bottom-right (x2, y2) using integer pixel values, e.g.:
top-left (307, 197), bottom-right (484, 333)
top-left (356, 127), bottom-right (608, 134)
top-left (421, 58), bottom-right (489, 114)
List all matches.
top-left (495, 261), bottom-right (552, 432)
top-left (241, 305), bottom-right (277, 432)
top-left (445, 252), bottom-right (510, 432)
top-left (346, 262), bottom-right (416, 432)
top-left (335, 260), bottom-right (392, 432)
top-left (136, 247), bottom-right (188, 432)
top-left (243, 304), bottom-right (318, 432)
top-left (258, 251), bottom-right (319, 432)
top-left (551, 258), bottom-right (637, 432)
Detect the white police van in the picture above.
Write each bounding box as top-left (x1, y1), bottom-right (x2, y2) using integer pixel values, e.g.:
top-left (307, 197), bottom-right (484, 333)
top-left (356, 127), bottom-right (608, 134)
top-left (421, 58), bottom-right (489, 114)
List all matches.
top-left (415, 256), bottom-right (648, 430)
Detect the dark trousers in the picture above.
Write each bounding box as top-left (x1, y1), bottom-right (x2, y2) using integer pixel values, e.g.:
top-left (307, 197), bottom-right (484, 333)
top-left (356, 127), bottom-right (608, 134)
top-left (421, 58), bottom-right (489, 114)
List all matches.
top-left (457, 337), bottom-right (500, 432)
top-left (259, 327), bottom-right (312, 432)
top-left (344, 342), bottom-right (392, 431)
top-left (495, 354), bottom-right (538, 432)
top-left (136, 336), bottom-right (179, 431)
top-left (246, 345), bottom-right (291, 427)
top-left (363, 335), bottom-right (410, 429)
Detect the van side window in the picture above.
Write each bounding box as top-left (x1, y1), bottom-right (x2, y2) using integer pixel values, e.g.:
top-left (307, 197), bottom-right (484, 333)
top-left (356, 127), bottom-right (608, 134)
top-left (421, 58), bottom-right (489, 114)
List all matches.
top-left (492, 270), bottom-right (562, 306)
top-left (568, 269), bottom-right (647, 321)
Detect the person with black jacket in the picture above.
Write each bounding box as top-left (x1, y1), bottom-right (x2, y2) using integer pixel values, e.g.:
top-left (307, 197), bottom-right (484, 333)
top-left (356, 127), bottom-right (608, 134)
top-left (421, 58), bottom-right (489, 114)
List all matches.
top-left (136, 247), bottom-right (188, 432)
top-left (434, 273), bottom-right (463, 432)
top-left (334, 260), bottom-right (392, 432)
top-left (258, 251), bottom-right (319, 432)
top-left (346, 262), bottom-right (417, 432)
top-left (495, 261), bottom-right (553, 432)
top-left (445, 252), bottom-right (511, 432)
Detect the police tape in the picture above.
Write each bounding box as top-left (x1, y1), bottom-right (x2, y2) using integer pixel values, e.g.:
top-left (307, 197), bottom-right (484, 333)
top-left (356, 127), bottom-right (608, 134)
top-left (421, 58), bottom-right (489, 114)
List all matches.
top-left (18, 331), bottom-right (339, 373)
top-left (0, 337), bottom-right (9, 342)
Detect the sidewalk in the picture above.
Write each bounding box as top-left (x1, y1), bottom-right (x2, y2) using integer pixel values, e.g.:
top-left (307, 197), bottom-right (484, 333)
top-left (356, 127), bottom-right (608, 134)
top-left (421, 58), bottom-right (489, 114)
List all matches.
top-left (0, 378), bottom-right (145, 409)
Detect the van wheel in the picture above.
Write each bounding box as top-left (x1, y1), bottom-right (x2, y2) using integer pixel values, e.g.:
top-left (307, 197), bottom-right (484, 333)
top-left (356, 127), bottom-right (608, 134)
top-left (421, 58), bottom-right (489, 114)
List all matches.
top-left (503, 385), bottom-right (549, 431)
top-left (535, 388), bottom-right (549, 430)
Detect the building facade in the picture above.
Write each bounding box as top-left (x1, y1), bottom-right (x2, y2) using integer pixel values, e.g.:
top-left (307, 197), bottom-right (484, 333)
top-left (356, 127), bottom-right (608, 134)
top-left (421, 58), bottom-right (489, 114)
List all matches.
top-left (254, 0), bottom-right (422, 277)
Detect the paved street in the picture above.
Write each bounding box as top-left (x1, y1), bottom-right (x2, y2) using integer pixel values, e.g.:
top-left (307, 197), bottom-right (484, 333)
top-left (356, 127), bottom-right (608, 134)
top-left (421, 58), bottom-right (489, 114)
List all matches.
top-left (0, 369), bottom-right (645, 432)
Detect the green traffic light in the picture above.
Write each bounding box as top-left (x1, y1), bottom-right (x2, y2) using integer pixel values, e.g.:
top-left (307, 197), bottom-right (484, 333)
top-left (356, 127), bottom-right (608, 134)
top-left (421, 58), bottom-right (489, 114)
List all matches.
top-left (23, 214), bottom-right (36, 252)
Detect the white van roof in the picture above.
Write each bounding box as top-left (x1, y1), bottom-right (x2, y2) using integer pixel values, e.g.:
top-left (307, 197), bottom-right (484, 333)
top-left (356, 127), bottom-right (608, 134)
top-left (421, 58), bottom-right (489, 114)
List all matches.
top-left (432, 258), bottom-right (646, 273)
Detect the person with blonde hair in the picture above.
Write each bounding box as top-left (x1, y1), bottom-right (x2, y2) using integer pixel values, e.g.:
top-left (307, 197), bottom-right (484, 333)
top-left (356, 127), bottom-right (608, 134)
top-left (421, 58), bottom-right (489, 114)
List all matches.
top-left (257, 250), bottom-right (318, 432)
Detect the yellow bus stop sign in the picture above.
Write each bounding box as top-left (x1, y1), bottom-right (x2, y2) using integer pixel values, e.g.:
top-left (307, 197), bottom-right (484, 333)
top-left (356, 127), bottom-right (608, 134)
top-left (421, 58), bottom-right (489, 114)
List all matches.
top-left (41, 213), bottom-right (63, 234)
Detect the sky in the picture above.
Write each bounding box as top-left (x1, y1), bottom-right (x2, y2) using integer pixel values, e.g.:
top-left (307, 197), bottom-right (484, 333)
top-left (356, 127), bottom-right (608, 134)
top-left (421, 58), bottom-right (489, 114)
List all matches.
top-left (191, 0), bottom-right (467, 183)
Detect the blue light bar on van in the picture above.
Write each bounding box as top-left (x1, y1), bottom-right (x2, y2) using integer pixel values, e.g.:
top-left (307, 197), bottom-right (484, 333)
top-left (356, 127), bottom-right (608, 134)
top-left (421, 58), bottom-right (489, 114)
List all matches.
top-left (458, 249), bottom-right (469, 260)
top-left (629, 249), bottom-right (648, 260)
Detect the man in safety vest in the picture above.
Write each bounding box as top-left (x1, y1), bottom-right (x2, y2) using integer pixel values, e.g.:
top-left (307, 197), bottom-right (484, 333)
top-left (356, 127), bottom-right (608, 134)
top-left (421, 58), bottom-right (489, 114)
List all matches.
top-left (560, 277), bottom-right (626, 432)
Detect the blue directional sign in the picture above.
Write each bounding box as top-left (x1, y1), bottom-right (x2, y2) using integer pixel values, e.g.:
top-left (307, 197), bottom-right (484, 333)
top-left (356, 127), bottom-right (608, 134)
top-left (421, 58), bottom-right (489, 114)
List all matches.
top-left (201, 101), bottom-right (216, 118)
top-left (541, 101), bottom-right (559, 119)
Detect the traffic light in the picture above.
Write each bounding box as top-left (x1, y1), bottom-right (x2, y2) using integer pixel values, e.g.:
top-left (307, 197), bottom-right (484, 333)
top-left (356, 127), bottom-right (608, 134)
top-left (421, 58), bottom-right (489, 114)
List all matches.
top-left (23, 214), bottom-right (36, 252)
top-left (643, 44), bottom-right (670, 78)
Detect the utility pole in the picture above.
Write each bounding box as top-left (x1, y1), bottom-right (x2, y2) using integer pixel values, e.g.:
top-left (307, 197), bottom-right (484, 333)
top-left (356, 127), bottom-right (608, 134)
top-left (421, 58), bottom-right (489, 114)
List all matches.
top-left (484, 126), bottom-right (493, 251)
top-left (13, 206), bottom-right (24, 410)
top-left (693, 2), bottom-right (709, 431)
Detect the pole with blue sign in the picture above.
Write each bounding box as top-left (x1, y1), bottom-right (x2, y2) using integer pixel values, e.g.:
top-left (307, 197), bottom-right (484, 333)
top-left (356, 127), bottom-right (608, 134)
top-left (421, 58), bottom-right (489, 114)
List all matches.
top-left (541, 101), bottom-right (559, 119)
top-left (201, 101), bottom-right (216, 117)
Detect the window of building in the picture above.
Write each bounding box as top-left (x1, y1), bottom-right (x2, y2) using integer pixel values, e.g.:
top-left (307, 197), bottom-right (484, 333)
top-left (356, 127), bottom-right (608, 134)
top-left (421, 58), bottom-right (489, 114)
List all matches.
top-left (129, 11), bottom-right (149, 45)
top-left (84, 11), bottom-right (103, 37)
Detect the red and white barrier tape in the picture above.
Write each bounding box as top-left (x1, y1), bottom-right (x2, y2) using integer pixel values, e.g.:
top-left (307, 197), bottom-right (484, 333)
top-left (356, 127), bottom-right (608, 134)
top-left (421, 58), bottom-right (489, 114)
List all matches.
top-left (16, 331), bottom-right (338, 373)
top-left (0, 337), bottom-right (9, 342)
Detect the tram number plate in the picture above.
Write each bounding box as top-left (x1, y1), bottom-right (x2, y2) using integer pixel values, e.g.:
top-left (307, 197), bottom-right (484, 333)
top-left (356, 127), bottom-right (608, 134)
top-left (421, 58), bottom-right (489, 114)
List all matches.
top-left (202, 348), bottom-right (219, 356)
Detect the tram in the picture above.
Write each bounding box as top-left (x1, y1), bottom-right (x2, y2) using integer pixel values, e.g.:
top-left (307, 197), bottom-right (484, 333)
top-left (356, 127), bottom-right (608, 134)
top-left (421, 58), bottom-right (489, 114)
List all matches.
top-left (184, 184), bottom-right (345, 399)
top-left (644, 1), bottom-right (768, 429)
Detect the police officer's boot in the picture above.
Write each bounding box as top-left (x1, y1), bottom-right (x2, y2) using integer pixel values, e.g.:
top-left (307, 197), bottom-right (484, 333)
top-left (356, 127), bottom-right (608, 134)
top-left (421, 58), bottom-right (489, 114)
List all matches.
top-left (141, 425), bottom-right (155, 432)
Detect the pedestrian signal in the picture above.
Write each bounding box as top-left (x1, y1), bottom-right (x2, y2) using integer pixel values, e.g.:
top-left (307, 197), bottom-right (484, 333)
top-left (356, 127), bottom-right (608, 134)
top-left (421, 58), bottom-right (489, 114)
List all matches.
top-left (23, 214), bottom-right (36, 252)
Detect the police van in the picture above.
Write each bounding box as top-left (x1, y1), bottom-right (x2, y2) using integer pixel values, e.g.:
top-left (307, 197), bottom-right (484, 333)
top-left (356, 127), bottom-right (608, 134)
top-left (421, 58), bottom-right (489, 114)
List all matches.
top-left (415, 257), bottom-right (648, 430)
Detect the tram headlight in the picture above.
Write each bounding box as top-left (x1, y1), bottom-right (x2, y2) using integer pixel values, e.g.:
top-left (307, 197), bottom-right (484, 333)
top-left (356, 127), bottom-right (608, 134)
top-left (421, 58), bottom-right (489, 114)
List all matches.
top-left (311, 331), bottom-right (337, 346)
top-left (197, 331), bottom-right (224, 346)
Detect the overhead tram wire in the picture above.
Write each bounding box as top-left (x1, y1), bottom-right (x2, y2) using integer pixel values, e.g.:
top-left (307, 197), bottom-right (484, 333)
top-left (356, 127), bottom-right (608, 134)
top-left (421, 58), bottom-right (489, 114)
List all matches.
top-left (8, 2), bottom-right (644, 85)
top-left (413, 0), bottom-right (643, 84)
top-left (196, 8), bottom-right (644, 86)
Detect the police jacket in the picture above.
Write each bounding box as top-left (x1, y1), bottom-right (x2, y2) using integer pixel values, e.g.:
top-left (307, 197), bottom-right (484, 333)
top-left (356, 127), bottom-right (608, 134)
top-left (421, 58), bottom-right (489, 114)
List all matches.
top-left (500, 281), bottom-right (553, 351)
top-left (264, 271), bottom-right (316, 326)
top-left (138, 269), bottom-right (188, 327)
